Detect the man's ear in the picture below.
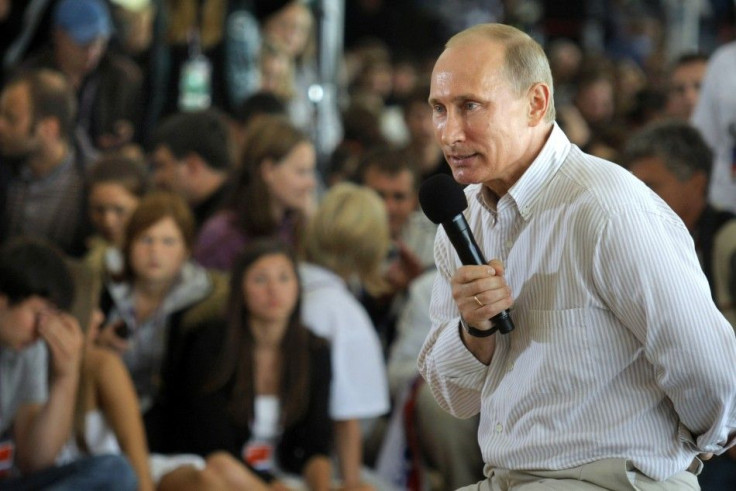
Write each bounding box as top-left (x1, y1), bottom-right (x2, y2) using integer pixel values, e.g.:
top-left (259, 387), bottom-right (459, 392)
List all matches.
top-left (0, 294), bottom-right (9, 310)
top-left (690, 171), bottom-right (709, 198)
top-left (528, 82), bottom-right (551, 126)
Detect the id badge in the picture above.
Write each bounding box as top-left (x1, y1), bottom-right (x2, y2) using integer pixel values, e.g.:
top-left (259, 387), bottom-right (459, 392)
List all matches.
top-left (242, 440), bottom-right (274, 471)
top-left (0, 438), bottom-right (15, 477)
top-left (179, 56), bottom-right (212, 111)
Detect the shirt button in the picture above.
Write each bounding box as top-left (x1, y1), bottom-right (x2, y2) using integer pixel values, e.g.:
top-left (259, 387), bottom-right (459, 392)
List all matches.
top-left (506, 362), bottom-right (514, 372)
top-left (495, 423), bottom-right (503, 433)
top-left (505, 240), bottom-right (513, 248)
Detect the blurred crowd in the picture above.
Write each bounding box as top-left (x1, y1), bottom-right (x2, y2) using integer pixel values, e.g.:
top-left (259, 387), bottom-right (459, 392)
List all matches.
top-left (1, 0), bottom-right (736, 490)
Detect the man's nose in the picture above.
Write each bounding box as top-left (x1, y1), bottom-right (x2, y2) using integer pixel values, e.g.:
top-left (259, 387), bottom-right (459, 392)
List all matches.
top-left (440, 110), bottom-right (464, 146)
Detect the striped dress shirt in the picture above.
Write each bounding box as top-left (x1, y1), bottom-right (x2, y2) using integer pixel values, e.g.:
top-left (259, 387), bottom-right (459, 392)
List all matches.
top-left (418, 123), bottom-right (736, 481)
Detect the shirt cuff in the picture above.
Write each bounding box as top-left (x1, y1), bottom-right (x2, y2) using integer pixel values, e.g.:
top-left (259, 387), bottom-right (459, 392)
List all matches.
top-left (431, 319), bottom-right (489, 390)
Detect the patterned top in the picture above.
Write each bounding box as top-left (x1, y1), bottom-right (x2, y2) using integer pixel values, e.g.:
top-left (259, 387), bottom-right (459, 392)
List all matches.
top-left (4, 152), bottom-right (87, 255)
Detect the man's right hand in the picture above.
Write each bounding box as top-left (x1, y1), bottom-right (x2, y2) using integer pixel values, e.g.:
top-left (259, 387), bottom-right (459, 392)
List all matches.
top-left (37, 310), bottom-right (83, 381)
top-left (451, 258), bottom-right (513, 333)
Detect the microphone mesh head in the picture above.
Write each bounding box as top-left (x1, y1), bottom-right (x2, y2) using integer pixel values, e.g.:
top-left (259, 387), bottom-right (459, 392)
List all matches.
top-left (419, 174), bottom-right (468, 224)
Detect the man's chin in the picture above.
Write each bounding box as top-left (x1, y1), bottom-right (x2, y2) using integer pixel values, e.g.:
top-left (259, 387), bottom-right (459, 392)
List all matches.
top-left (451, 168), bottom-right (478, 186)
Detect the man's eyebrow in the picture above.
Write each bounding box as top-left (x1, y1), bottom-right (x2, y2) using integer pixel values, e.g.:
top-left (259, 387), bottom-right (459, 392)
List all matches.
top-left (429, 94), bottom-right (479, 105)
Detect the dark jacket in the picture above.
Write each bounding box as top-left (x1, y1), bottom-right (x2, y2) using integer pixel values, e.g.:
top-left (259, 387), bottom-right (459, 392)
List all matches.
top-left (155, 320), bottom-right (333, 479)
top-left (22, 48), bottom-right (143, 147)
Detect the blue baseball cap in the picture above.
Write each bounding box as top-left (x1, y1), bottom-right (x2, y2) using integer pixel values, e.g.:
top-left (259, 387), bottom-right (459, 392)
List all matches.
top-left (53, 0), bottom-right (112, 44)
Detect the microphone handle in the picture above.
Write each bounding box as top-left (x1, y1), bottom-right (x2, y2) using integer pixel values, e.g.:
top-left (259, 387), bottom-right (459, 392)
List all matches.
top-left (444, 216), bottom-right (515, 335)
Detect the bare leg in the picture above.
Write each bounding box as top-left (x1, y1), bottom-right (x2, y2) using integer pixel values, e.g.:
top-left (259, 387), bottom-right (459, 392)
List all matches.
top-left (157, 453), bottom-right (270, 491)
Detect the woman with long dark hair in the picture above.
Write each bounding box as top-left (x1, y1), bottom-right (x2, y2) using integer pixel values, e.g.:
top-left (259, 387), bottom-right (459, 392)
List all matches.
top-left (193, 116), bottom-right (318, 271)
top-left (160, 239), bottom-right (333, 490)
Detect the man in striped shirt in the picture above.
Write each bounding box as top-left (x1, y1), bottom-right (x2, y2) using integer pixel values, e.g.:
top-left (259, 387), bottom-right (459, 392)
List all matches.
top-left (420, 23), bottom-right (736, 490)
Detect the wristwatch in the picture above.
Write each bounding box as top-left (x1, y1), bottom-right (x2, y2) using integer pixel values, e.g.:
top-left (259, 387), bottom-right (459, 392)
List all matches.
top-left (459, 317), bottom-right (497, 337)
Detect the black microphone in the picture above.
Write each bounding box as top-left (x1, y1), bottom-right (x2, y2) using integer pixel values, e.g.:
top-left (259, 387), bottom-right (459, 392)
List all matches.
top-left (419, 174), bottom-right (515, 335)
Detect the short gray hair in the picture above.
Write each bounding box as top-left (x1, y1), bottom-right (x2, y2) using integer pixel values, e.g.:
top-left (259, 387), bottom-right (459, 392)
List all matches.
top-left (447, 23), bottom-right (556, 123)
top-left (622, 120), bottom-right (713, 182)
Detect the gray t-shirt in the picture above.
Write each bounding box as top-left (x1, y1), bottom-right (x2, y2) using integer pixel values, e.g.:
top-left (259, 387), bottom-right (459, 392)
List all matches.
top-left (0, 341), bottom-right (48, 437)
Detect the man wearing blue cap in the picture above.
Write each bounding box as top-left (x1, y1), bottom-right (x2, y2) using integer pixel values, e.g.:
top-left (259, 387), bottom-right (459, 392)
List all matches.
top-left (20, 0), bottom-right (143, 153)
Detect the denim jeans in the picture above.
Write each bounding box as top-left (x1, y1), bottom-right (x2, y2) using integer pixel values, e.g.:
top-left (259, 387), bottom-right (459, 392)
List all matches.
top-left (0, 454), bottom-right (137, 491)
top-left (698, 453), bottom-right (736, 491)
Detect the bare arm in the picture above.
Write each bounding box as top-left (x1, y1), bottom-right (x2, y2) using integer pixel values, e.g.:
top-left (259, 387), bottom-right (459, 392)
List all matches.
top-left (90, 347), bottom-right (155, 491)
top-left (334, 419), bottom-right (371, 490)
top-left (302, 455), bottom-right (332, 491)
top-left (14, 312), bottom-right (82, 473)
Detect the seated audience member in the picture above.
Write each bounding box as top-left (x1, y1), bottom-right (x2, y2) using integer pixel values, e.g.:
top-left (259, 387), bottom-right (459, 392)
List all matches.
top-left (665, 53), bottom-right (708, 121)
top-left (84, 153), bottom-right (148, 276)
top-left (357, 147), bottom-right (437, 352)
top-left (258, 0), bottom-right (342, 155)
top-left (358, 148), bottom-right (436, 269)
top-left (158, 240), bottom-right (334, 490)
top-left (232, 90), bottom-right (287, 153)
top-left (546, 37), bottom-right (583, 109)
top-left (232, 91), bottom-right (287, 165)
top-left (623, 120), bottom-right (736, 327)
top-left (258, 39), bottom-right (295, 105)
top-left (623, 118), bottom-right (736, 490)
top-left (194, 115), bottom-right (317, 271)
top-left (691, 39), bottom-right (736, 215)
top-left (63, 258), bottom-right (251, 491)
top-left (573, 69), bottom-right (617, 132)
top-left (94, 191), bottom-right (229, 446)
top-left (300, 183), bottom-right (392, 490)
top-left (327, 102), bottom-right (389, 187)
top-left (377, 269), bottom-right (484, 490)
top-left (62, 258), bottom-right (157, 490)
top-left (148, 109), bottom-right (233, 230)
top-left (0, 238), bottom-right (137, 490)
top-left (399, 84), bottom-right (450, 182)
top-left (21, 0), bottom-right (143, 152)
top-left (0, 68), bottom-right (91, 257)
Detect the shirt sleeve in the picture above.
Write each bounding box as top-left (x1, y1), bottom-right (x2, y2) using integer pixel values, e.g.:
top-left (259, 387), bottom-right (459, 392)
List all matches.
top-left (20, 341), bottom-right (49, 406)
top-left (593, 203), bottom-right (736, 454)
top-left (417, 229), bottom-right (490, 419)
top-left (0, 342), bottom-right (48, 437)
top-left (327, 301), bottom-right (390, 420)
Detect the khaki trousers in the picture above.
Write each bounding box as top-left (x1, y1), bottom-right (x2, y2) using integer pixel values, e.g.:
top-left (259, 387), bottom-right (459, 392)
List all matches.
top-left (456, 458), bottom-right (701, 491)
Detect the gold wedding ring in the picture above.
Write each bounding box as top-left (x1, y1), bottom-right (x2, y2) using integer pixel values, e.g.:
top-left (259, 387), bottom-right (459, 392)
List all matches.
top-left (474, 295), bottom-right (484, 307)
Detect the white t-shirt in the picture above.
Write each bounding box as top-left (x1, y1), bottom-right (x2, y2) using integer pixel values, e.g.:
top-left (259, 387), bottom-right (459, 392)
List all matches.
top-left (299, 263), bottom-right (390, 420)
top-left (691, 41), bottom-right (736, 213)
top-left (0, 341), bottom-right (48, 436)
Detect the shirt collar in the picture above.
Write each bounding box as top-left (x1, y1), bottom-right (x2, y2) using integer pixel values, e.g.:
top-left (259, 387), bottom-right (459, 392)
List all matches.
top-left (479, 123), bottom-right (571, 221)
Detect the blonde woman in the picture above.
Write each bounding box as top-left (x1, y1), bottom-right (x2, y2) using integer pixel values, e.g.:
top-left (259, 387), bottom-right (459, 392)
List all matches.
top-left (300, 183), bottom-right (391, 490)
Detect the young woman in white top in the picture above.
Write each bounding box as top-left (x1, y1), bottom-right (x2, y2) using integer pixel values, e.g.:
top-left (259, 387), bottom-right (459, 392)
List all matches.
top-left (300, 183), bottom-right (392, 490)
